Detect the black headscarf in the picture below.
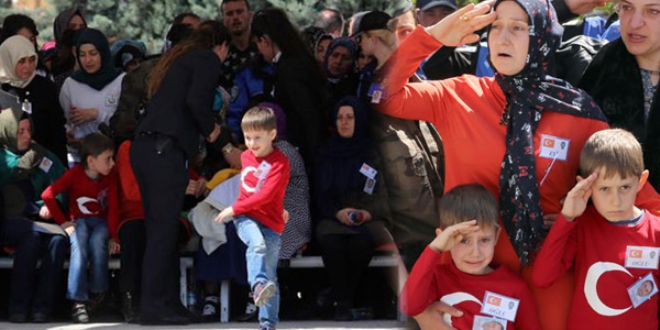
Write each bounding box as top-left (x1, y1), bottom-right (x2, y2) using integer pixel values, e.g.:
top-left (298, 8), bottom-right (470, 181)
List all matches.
top-left (53, 7), bottom-right (87, 44)
top-left (489, 0), bottom-right (607, 266)
top-left (70, 28), bottom-right (122, 91)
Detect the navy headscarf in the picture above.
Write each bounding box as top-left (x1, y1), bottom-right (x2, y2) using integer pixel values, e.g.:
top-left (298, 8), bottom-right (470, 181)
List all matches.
top-left (70, 28), bottom-right (122, 91)
top-left (489, 0), bottom-right (607, 266)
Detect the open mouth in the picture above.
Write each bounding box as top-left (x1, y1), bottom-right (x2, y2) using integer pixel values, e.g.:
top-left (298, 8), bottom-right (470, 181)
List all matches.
top-left (497, 53), bottom-right (512, 58)
top-left (627, 34), bottom-right (646, 42)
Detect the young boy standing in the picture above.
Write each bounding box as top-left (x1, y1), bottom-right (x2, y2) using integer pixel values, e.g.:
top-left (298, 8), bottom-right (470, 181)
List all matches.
top-left (42, 133), bottom-right (120, 323)
top-left (400, 184), bottom-right (540, 329)
top-left (215, 107), bottom-right (290, 330)
top-left (533, 129), bottom-right (660, 330)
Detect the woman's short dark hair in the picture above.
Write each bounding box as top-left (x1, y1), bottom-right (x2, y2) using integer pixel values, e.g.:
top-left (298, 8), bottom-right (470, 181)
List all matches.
top-left (0, 14), bottom-right (38, 45)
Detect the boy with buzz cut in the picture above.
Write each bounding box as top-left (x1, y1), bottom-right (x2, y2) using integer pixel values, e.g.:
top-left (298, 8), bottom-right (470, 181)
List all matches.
top-left (533, 129), bottom-right (660, 330)
top-left (400, 184), bottom-right (540, 330)
top-left (214, 106), bottom-right (290, 330)
top-left (41, 133), bottom-right (120, 324)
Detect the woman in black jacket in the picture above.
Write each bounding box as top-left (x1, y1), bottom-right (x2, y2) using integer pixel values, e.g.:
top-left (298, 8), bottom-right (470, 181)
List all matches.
top-left (129, 21), bottom-right (229, 325)
top-left (0, 36), bottom-right (67, 165)
top-left (251, 8), bottom-right (329, 171)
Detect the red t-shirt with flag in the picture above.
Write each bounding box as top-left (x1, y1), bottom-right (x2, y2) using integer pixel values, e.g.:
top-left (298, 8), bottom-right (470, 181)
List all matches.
top-left (233, 147), bottom-right (290, 233)
top-left (401, 246), bottom-right (541, 330)
top-left (41, 164), bottom-right (119, 239)
top-left (533, 207), bottom-right (660, 330)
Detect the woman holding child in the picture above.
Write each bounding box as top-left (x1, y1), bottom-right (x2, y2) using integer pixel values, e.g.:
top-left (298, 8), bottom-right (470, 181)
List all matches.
top-left (379, 0), bottom-right (660, 328)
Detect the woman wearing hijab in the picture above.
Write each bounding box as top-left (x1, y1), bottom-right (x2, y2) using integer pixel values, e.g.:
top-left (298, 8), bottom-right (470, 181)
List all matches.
top-left (378, 0), bottom-right (660, 328)
top-left (323, 37), bottom-right (359, 107)
top-left (59, 28), bottom-right (124, 164)
top-left (51, 7), bottom-right (87, 89)
top-left (0, 106), bottom-right (67, 324)
top-left (579, 0), bottom-right (660, 192)
top-left (315, 96), bottom-right (392, 321)
top-left (0, 36), bottom-right (68, 165)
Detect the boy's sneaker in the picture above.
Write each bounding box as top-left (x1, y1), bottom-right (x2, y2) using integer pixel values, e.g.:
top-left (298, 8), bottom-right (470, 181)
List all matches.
top-left (260, 325), bottom-right (276, 330)
top-left (71, 302), bottom-right (89, 323)
top-left (252, 281), bottom-right (276, 307)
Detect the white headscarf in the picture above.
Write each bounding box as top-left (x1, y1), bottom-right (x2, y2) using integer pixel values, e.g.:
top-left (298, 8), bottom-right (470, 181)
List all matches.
top-left (0, 35), bottom-right (37, 89)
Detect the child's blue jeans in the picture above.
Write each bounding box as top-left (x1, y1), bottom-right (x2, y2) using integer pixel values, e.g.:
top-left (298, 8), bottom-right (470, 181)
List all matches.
top-left (234, 215), bottom-right (281, 328)
top-left (67, 217), bottom-right (109, 301)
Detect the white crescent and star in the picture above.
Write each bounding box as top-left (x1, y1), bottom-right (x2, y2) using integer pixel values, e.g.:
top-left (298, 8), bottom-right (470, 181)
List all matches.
top-left (584, 262), bottom-right (633, 316)
top-left (76, 197), bottom-right (98, 215)
top-left (241, 166), bottom-right (257, 193)
top-left (440, 292), bottom-right (482, 326)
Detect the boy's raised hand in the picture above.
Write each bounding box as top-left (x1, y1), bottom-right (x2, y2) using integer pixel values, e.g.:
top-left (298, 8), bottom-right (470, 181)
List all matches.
top-left (429, 220), bottom-right (480, 253)
top-left (562, 173), bottom-right (597, 221)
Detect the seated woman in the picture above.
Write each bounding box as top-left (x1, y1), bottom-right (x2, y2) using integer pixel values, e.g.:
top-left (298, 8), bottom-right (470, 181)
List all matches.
top-left (0, 35), bottom-right (68, 166)
top-left (0, 106), bottom-right (67, 323)
top-left (314, 96), bottom-right (392, 321)
top-left (59, 28), bottom-right (124, 164)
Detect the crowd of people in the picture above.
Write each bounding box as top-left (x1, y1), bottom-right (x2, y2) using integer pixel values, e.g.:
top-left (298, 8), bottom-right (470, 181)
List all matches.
top-left (0, 0), bottom-right (659, 329)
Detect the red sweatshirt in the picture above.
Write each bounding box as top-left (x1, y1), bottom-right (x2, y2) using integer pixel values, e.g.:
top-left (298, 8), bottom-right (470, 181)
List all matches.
top-left (401, 246), bottom-right (540, 330)
top-left (233, 147), bottom-right (290, 233)
top-left (380, 26), bottom-right (660, 330)
top-left (533, 207), bottom-right (660, 330)
top-left (41, 164), bottom-right (119, 239)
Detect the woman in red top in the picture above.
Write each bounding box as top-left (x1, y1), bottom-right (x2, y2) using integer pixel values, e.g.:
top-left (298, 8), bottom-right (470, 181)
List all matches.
top-left (379, 0), bottom-right (660, 328)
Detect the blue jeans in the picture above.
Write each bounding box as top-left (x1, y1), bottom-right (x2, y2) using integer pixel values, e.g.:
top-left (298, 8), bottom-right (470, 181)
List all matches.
top-left (234, 216), bottom-right (281, 328)
top-left (67, 218), bottom-right (109, 301)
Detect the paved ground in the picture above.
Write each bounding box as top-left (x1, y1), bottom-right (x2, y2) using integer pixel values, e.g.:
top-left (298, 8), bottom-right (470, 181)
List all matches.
top-left (0, 320), bottom-right (406, 330)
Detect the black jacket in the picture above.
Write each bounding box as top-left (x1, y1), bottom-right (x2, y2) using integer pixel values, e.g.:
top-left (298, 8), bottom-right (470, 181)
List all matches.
top-left (2, 76), bottom-right (67, 165)
top-left (273, 53), bottom-right (328, 169)
top-left (136, 50), bottom-right (220, 159)
top-left (579, 39), bottom-right (660, 190)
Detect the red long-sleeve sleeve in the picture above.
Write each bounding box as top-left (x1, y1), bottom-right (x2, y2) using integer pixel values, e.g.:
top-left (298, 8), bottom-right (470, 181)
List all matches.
top-left (41, 166), bottom-right (75, 225)
top-left (532, 214), bottom-right (578, 288)
top-left (400, 246), bottom-right (443, 316)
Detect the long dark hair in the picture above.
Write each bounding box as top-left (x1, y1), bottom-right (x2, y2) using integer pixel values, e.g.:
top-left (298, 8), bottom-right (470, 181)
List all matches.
top-left (250, 8), bottom-right (317, 67)
top-left (148, 20), bottom-right (231, 98)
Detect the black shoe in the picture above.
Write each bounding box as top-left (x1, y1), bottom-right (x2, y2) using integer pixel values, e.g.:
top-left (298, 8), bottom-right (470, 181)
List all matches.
top-left (9, 313), bottom-right (27, 323)
top-left (88, 291), bottom-right (106, 312)
top-left (351, 307), bottom-right (374, 320)
top-left (121, 292), bottom-right (139, 323)
top-left (32, 312), bottom-right (49, 323)
top-left (201, 296), bottom-right (219, 323)
top-left (334, 301), bottom-right (353, 322)
top-left (236, 301), bottom-right (258, 322)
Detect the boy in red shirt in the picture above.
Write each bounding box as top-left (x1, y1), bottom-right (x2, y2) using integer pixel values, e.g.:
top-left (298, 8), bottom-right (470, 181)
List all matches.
top-left (41, 133), bottom-right (119, 323)
top-left (533, 129), bottom-right (660, 330)
top-left (400, 184), bottom-right (540, 329)
top-left (215, 106), bottom-right (290, 330)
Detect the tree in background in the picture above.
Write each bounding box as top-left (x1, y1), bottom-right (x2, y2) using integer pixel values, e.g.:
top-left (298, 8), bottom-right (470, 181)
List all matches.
top-left (6, 0), bottom-right (444, 54)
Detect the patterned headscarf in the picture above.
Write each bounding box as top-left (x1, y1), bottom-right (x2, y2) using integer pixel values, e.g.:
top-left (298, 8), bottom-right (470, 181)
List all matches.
top-left (323, 37), bottom-right (358, 80)
top-left (489, 0), bottom-right (607, 266)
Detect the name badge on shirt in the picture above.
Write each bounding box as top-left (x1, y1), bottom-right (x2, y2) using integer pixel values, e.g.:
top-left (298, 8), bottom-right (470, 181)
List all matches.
top-left (368, 82), bottom-right (386, 104)
top-left (39, 157), bottom-right (53, 173)
top-left (472, 315), bottom-right (507, 330)
top-left (627, 272), bottom-right (658, 308)
top-left (359, 163), bottom-right (377, 180)
top-left (539, 134), bottom-right (570, 161)
top-left (625, 246), bottom-right (660, 270)
top-left (481, 291), bottom-right (519, 322)
top-left (255, 160), bottom-right (272, 191)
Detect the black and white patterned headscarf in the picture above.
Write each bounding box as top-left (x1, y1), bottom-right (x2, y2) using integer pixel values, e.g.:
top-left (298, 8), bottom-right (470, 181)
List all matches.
top-left (489, 0), bottom-right (606, 266)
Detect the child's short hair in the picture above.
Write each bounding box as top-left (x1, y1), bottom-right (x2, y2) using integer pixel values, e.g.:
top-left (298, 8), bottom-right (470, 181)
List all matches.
top-left (579, 129), bottom-right (644, 179)
top-left (80, 133), bottom-right (114, 168)
top-left (438, 184), bottom-right (499, 231)
top-left (241, 106), bottom-right (277, 132)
